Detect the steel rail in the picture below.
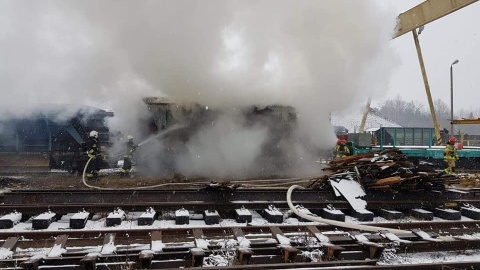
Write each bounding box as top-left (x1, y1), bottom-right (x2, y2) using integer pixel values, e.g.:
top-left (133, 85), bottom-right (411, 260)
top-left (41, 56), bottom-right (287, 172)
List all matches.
top-left (1, 221), bottom-right (480, 240)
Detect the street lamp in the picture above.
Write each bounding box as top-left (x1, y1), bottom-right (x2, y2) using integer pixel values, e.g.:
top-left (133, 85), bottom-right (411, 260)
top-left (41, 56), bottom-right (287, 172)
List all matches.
top-left (450, 59), bottom-right (459, 136)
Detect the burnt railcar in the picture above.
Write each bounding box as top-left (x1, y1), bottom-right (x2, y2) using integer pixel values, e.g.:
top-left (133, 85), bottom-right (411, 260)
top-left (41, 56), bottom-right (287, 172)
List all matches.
top-left (0, 105), bottom-right (112, 172)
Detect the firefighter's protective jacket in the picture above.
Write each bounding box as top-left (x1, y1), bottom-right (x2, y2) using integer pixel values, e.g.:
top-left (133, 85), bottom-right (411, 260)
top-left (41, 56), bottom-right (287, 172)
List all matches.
top-left (87, 138), bottom-right (100, 159)
top-left (444, 144), bottom-right (459, 161)
top-left (123, 140), bottom-right (137, 159)
top-left (335, 145), bottom-right (350, 159)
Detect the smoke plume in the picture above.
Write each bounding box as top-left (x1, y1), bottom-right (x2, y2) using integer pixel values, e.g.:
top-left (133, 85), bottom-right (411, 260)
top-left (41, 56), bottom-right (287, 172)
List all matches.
top-left (0, 0), bottom-right (397, 178)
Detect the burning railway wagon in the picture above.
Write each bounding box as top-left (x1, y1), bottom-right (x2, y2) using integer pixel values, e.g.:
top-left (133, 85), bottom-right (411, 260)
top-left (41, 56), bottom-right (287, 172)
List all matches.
top-left (142, 97), bottom-right (300, 177)
top-left (0, 105), bottom-right (112, 172)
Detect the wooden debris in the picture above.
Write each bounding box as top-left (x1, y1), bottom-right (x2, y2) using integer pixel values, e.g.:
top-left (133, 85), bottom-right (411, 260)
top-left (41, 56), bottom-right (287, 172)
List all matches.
top-left (310, 149), bottom-right (461, 193)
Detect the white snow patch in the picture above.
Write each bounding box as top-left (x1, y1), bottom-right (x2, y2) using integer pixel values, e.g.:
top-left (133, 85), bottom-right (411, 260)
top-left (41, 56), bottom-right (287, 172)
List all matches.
top-left (204, 210), bottom-right (219, 216)
top-left (1, 212), bottom-right (22, 224)
top-left (236, 236), bottom-right (251, 247)
top-left (195, 238), bottom-right (209, 249)
top-left (71, 211), bottom-right (89, 220)
top-left (101, 235), bottom-right (116, 255)
top-left (265, 206), bottom-right (282, 216)
top-left (47, 243), bottom-right (66, 258)
top-left (275, 234), bottom-right (290, 245)
top-left (151, 240), bottom-right (165, 252)
top-left (108, 209), bottom-right (125, 219)
top-left (140, 209), bottom-right (156, 219)
top-left (236, 208), bottom-right (251, 216)
top-left (314, 233), bottom-right (330, 243)
top-left (0, 248), bottom-right (13, 260)
top-left (35, 212), bottom-right (56, 220)
top-left (175, 209), bottom-right (189, 217)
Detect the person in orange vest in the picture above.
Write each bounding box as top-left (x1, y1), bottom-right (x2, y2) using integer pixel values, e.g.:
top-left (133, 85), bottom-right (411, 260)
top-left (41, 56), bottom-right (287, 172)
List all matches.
top-left (444, 137), bottom-right (459, 175)
top-left (334, 139), bottom-right (350, 160)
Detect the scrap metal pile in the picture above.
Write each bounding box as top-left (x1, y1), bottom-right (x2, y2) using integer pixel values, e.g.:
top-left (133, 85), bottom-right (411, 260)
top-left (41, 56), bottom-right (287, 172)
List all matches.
top-left (308, 149), bottom-right (459, 193)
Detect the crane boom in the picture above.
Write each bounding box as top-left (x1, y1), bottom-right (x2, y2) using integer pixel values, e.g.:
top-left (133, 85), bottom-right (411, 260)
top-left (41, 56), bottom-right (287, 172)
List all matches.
top-left (394, 0), bottom-right (478, 39)
top-left (391, 0), bottom-right (478, 145)
top-left (358, 98), bottom-right (371, 133)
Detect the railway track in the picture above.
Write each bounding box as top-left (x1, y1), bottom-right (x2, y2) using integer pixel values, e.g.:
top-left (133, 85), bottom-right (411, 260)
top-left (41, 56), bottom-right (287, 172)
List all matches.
top-left (2, 188), bottom-right (480, 269)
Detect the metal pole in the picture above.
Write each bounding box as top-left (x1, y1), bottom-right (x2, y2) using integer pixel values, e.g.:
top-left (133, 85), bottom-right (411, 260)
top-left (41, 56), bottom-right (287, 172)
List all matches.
top-left (412, 29), bottom-right (442, 145)
top-left (450, 59), bottom-right (459, 137)
top-left (450, 65), bottom-right (454, 136)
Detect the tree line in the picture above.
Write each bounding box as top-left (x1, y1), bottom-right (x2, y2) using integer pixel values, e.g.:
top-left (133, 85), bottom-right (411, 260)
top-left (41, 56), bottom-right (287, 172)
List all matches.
top-left (373, 96), bottom-right (480, 135)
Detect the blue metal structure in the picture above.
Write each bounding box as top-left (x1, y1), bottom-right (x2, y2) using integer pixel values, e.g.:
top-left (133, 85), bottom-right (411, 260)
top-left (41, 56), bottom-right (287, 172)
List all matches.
top-left (0, 105), bottom-right (112, 172)
top-left (349, 127), bottom-right (480, 168)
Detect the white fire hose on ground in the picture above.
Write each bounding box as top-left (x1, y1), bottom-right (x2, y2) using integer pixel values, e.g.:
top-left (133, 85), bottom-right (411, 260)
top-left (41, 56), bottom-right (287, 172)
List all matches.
top-left (287, 185), bottom-right (410, 234)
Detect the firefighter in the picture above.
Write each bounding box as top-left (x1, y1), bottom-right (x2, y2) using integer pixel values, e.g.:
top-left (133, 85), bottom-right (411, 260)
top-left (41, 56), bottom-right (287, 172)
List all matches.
top-left (120, 135), bottom-right (137, 177)
top-left (334, 139), bottom-right (350, 160)
top-left (86, 130), bottom-right (102, 180)
top-left (443, 137), bottom-right (459, 175)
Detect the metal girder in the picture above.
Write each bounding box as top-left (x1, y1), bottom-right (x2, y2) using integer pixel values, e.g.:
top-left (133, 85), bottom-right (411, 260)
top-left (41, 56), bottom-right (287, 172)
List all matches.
top-left (393, 0), bottom-right (479, 39)
top-left (451, 119), bottom-right (480, 125)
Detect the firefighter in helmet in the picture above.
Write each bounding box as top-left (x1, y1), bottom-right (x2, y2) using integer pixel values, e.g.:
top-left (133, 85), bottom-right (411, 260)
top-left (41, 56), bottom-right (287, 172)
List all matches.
top-left (86, 130), bottom-right (102, 180)
top-left (120, 135), bottom-right (137, 177)
top-left (334, 139), bottom-right (350, 160)
top-left (444, 137), bottom-right (459, 175)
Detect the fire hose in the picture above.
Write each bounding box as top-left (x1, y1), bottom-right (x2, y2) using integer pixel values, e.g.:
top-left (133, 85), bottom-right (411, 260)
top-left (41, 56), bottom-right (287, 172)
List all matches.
top-left (287, 185), bottom-right (409, 234)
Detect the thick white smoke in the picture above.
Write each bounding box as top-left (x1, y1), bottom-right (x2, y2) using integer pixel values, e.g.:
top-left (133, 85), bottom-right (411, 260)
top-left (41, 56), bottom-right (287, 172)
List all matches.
top-left (0, 0), bottom-right (398, 178)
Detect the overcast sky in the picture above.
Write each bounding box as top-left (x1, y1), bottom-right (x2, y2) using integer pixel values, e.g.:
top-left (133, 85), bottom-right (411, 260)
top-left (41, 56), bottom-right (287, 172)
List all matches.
top-left (375, 0), bottom-right (480, 113)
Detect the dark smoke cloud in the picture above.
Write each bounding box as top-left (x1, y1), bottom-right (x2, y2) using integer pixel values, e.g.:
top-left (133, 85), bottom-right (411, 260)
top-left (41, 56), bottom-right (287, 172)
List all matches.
top-left (0, 0), bottom-right (398, 178)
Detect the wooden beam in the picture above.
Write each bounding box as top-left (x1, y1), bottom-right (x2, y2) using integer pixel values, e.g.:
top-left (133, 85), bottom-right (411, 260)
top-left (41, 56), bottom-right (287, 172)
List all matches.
top-left (394, 0), bottom-right (479, 39)
top-left (451, 119), bottom-right (480, 125)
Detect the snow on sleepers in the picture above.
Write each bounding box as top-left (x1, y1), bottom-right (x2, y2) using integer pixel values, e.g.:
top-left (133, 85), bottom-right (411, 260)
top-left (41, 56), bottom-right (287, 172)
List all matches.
top-left (175, 208), bottom-right (190, 225)
top-left (235, 208), bottom-right (252, 223)
top-left (350, 208), bottom-right (374, 222)
top-left (203, 210), bottom-right (220, 225)
top-left (262, 206), bottom-right (284, 223)
top-left (433, 208), bottom-right (461, 220)
top-left (321, 208), bottom-right (345, 222)
top-left (101, 234), bottom-right (116, 255)
top-left (106, 209), bottom-right (125, 227)
top-left (32, 211), bottom-right (56, 230)
top-left (461, 206), bottom-right (480, 220)
top-left (70, 211), bottom-right (90, 229)
top-left (138, 208), bottom-right (156, 226)
top-left (294, 205), bottom-right (316, 222)
top-left (410, 209), bottom-right (434, 220)
top-left (0, 212), bottom-right (22, 229)
top-left (378, 209), bottom-right (405, 220)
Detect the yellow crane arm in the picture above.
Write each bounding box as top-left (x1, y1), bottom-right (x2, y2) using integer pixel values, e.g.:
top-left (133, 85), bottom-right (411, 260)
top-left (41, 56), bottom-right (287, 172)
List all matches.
top-left (451, 119), bottom-right (480, 125)
top-left (394, 0), bottom-right (478, 39)
top-left (358, 98), bottom-right (371, 133)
